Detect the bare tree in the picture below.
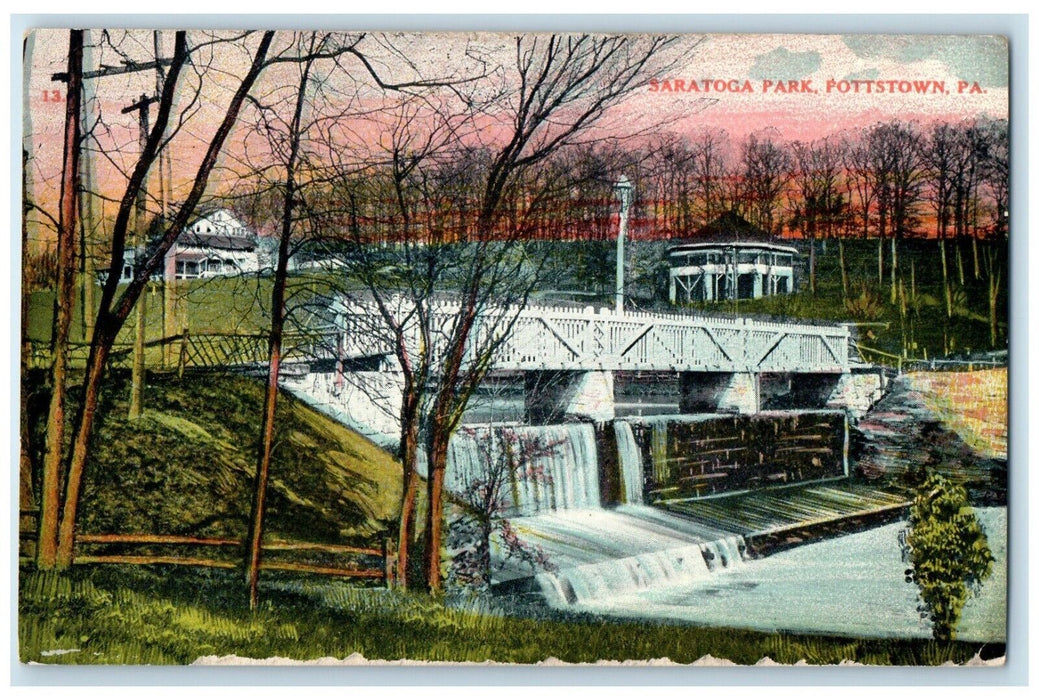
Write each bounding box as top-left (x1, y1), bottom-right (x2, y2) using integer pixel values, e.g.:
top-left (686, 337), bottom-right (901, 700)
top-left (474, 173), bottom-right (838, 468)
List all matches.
top-left (923, 121), bottom-right (958, 320)
top-left (881, 121), bottom-right (925, 303)
top-left (690, 128), bottom-right (731, 226)
top-left (447, 425), bottom-right (561, 591)
top-left (33, 30), bottom-right (275, 569)
top-left (321, 33), bottom-right (683, 593)
top-left (230, 30), bottom-right (469, 606)
top-left (789, 137), bottom-right (844, 294)
top-left (739, 130), bottom-right (790, 237)
top-left (980, 119), bottom-right (1009, 239)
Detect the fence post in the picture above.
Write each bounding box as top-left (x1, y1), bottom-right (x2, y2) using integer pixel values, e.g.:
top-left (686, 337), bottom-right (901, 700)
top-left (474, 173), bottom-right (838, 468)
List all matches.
top-left (382, 536), bottom-right (396, 588)
top-left (178, 327), bottom-right (189, 380)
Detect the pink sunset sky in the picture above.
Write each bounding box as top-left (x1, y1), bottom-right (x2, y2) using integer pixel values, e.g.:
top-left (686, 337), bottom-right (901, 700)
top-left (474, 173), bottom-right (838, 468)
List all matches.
top-left (23, 30), bottom-right (1008, 232)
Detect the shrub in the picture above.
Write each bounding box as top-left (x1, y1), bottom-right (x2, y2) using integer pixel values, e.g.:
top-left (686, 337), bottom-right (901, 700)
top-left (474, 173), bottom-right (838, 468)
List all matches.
top-left (903, 471), bottom-right (994, 640)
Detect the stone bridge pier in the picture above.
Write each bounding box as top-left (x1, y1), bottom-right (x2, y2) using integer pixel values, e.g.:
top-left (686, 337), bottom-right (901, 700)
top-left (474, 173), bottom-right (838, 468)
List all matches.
top-left (525, 370), bottom-right (615, 423)
top-left (789, 368), bottom-right (887, 417)
top-left (523, 367), bottom-right (885, 424)
top-left (678, 371), bottom-right (760, 414)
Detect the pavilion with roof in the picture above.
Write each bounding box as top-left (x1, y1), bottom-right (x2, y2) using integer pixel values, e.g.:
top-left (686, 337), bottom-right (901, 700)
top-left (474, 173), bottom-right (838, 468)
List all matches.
top-left (667, 211), bottom-right (799, 304)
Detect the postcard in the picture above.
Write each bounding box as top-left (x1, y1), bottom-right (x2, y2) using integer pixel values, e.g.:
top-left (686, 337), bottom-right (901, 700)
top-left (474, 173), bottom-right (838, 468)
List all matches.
top-left (18, 26), bottom-right (1009, 667)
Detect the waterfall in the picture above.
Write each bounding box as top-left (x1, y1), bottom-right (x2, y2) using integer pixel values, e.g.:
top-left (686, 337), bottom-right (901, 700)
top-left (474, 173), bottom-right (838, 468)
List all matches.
top-left (614, 421), bottom-right (644, 505)
top-left (700, 535), bottom-right (748, 572)
top-left (447, 423), bottom-right (600, 517)
top-left (447, 419), bottom-right (750, 608)
top-left (535, 543), bottom-right (712, 606)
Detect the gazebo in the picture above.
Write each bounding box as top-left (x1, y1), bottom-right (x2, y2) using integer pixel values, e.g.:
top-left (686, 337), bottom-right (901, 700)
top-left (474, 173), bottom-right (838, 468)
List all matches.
top-left (667, 212), bottom-right (798, 304)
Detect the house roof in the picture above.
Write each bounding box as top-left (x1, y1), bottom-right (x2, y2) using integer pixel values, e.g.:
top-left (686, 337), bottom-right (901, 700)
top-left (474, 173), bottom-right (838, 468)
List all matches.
top-left (668, 240), bottom-right (799, 256)
top-left (673, 211), bottom-right (774, 246)
top-left (179, 232), bottom-right (255, 251)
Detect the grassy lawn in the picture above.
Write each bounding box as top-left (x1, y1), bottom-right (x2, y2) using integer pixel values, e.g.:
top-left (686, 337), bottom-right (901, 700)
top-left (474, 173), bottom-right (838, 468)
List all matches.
top-left (18, 566), bottom-right (999, 666)
top-left (25, 271), bottom-right (345, 345)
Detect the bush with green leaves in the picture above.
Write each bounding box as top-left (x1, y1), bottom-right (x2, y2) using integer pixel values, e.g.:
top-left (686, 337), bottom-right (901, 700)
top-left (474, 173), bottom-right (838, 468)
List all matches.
top-left (903, 471), bottom-right (994, 640)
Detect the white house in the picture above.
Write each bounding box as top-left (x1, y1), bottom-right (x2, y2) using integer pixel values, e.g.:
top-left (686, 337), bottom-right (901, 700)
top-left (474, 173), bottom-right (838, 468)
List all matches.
top-left (163, 208), bottom-right (261, 281)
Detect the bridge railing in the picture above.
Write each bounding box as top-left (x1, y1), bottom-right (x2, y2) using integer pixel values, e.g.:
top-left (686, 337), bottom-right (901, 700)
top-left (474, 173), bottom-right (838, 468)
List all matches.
top-left (333, 296), bottom-right (851, 374)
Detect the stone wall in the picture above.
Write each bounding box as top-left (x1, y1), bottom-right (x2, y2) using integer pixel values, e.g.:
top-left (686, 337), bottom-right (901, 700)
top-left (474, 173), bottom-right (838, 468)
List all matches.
top-left (629, 411), bottom-right (848, 502)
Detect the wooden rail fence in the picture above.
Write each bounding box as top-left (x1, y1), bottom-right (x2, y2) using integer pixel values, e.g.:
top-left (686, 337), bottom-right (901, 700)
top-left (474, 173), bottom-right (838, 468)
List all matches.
top-left (19, 526), bottom-right (396, 586)
top-left (27, 329), bottom-right (335, 374)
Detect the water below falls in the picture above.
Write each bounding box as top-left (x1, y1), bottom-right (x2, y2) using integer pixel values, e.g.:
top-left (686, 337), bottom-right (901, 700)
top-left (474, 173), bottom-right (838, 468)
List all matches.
top-left (570, 507), bottom-right (1007, 643)
top-left (446, 421), bottom-right (749, 605)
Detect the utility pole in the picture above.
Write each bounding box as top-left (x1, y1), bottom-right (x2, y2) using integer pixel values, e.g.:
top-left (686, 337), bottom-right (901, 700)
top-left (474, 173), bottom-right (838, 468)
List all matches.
top-left (123, 93), bottom-right (158, 420)
top-left (153, 32), bottom-right (175, 366)
top-left (78, 31), bottom-right (98, 343)
top-left (614, 175), bottom-right (633, 315)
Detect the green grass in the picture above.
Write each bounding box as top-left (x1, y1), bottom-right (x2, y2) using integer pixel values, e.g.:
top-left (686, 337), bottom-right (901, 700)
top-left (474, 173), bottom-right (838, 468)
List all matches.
top-left (18, 566), bottom-right (998, 665)
top-left (25, 271), bottom-right (345, 344)
top-left (23, 371), bottom-right (403, 547)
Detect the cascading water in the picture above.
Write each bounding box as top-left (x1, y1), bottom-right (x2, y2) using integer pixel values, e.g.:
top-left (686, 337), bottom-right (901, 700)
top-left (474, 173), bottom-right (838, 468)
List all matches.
top-left (536, 543), bottom-right (713, 606)
top-left (700, 534), bottom-right (748, 572)
top-left (447, 423), bottom-right (599, 517)
top-left (446, 419), bottom-right (748, 607)
top-left (614, 421), bottom-right (644, 505)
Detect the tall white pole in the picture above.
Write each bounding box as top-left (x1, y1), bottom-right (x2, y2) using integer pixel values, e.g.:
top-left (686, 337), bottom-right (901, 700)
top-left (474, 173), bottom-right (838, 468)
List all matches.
top-left (614, 176), bottom-right (633, 315)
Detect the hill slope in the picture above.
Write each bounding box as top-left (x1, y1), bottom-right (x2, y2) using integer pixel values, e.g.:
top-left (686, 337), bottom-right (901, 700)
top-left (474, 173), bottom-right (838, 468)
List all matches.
top-left (24, 371), bottom-right (402, 547)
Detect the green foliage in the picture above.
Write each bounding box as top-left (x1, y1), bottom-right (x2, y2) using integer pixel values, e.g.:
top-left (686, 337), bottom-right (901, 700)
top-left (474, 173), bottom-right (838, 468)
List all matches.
top-left (844, 285), bottom-right (885, 321)
top-left (904, 471), bottom-right (994, 640)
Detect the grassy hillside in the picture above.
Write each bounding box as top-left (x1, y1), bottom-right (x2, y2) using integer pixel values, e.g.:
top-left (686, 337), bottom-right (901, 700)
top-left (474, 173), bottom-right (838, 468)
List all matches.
top-left (677, 238), bottom-right (1008, 362)
top-left (22, 371), bottom-right (402, 547)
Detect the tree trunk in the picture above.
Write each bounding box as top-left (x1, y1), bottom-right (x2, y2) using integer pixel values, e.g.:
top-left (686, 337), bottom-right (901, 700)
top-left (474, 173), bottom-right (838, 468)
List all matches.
top-left (838, 238), bottom-right (848, 300)
top-left (808, 235), bottom-right (816, 294)
top-left (910, 259), bottom-right (917, 316)
top-left (55, 329), bottom-right (111, 566)
top-left (424, 427), bottom-right (450, 593)
top-left (987, 250), bottom-right (1002, 348)
top-left (877, 236), bottom-right (884, 287)
top-left (989, 275), bottom-right (999, 348)
top-left (973, 235), bottom-right (981, 281)
top-left (245, 47), bottom-right (311, 609)
top-left (956, 239), bottom-right (965, 285)
top-left (52, 31), bottom-right (273, 570)
top-left (395, 408), bottom-right (420, 589)
top-left (38, 30), bottom-right (83, 569)
top-left (890, 236), bottom-right (898, 305)
top-left (128, 100), bottom-right (151, 421)
top-left (245, 317), bottom-right (282, 608)
top-left (940, 237), bottom-right (952, 318)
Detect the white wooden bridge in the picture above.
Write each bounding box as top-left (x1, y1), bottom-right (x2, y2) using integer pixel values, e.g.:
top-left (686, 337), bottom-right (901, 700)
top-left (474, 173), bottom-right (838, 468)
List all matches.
top-left (283, 296), bottom-right (881, 428)
top-left (331, 298), bottom-right (851, 375)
